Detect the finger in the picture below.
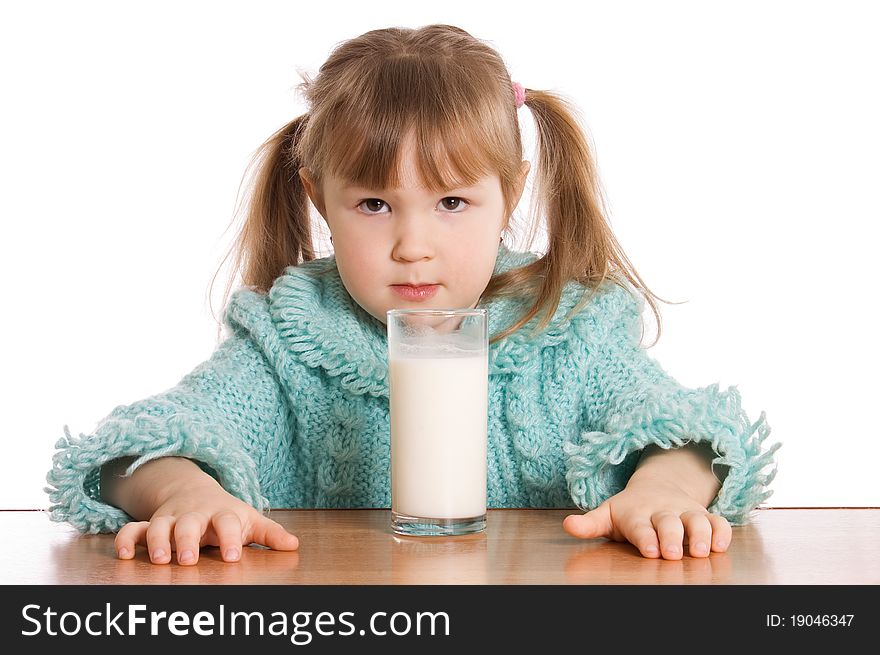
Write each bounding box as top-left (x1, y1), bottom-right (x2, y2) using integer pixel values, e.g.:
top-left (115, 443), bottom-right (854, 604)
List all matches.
top-left (211, 511), bottom-right (245, 562)
top-left (680, 510), bottom-right (713, 558)
top-left (621, 520), bottom-right (661, 558)
top-left (650, 511), bottom-right (685, 560)
top-left (562, 503), bottom-right (612, 539)
top-left (707, 513), bottom-right (732, 552)
top-left (173, 512), bottom-right (209, 566)
top-left (115, 521), bottom-right (149, 559)
top-left (145, 516), bottom-right (175, 564)
top-left (249, 515), bottom-right (299, 551)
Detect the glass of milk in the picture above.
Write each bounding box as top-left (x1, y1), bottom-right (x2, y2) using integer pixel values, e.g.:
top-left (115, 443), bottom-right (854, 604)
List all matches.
top-left (386, 308), bottom-right (488, 536)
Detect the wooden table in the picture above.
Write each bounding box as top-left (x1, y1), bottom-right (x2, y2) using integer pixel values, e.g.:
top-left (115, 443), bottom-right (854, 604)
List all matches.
top-left (1, 508), bottom-right (877, 585)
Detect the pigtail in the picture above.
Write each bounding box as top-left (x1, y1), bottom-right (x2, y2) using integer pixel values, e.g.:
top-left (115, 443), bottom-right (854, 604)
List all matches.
top-left (208, 114), bottom-right (316, 338)
top-left (483, 89), bottom-right (681, 348)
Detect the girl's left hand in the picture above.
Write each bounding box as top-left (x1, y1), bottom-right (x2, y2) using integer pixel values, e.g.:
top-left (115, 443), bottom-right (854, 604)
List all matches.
top-left (561, 477), bottom-right (732, 560)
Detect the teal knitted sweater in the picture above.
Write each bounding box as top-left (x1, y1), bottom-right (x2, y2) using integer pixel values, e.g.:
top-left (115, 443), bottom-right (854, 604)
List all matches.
top-left (46, 243), bottom-right (779, 534)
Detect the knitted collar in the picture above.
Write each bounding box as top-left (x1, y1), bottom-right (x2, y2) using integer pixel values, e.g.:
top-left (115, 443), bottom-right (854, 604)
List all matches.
top-left (266, 243), bottom-right (594, 398)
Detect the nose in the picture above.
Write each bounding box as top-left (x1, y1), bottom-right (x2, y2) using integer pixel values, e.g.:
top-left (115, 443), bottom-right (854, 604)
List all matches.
top-left (391, 213), bottom-right (435, 262)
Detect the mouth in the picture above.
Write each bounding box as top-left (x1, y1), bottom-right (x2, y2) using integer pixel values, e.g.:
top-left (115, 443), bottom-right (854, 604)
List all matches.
top-left (390, 284), bottom-right (440, 301)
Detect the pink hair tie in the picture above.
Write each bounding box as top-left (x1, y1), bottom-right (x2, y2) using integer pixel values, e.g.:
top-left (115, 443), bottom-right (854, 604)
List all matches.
top-left (512, 81), bottom-right (526, 109)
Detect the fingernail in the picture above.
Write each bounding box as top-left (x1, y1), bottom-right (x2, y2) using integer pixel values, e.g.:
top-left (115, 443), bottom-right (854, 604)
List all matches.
top-left (179, 550), bottom-right (194, 564)
top-left (225, 548), bottom-right (239, 561)
top-left (716, 540), bottom-right (728, 550)
top-left (118, 547), bottom-right (129, 558)
top-left (152, 549), bottom-right (166, 560)
top-left (644, 546), bottom-right (658, 556)
top-left (692, 542), bottom-right (708, 555)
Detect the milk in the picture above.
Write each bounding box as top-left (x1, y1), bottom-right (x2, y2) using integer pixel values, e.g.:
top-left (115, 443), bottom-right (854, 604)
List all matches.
top-left (389, 351), bottom-right (488, 519)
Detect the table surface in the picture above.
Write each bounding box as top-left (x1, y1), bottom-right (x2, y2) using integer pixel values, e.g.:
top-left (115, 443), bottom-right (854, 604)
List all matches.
top-left (1, 508), bottom-right (876, 585)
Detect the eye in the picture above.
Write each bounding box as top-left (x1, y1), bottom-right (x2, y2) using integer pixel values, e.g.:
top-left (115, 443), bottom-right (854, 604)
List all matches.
top-left (356, 197), bottom-right (470, 215)
top-left (358, 199), bottom-right (389, 214)
top-left (439, 197), bottom-right (468, 212)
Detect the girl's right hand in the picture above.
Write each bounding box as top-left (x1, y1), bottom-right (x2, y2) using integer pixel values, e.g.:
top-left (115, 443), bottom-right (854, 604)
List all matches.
top-left (113, 477), bottom-right (299, 565)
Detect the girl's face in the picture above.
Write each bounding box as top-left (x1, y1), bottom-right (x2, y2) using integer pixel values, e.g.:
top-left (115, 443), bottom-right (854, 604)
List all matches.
top-left (299, 136), bottom-right (530, 325)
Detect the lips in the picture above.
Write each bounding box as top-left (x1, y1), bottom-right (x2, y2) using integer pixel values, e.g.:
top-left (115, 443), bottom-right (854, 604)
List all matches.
top-left (390, 284), bottom-right (439, 301)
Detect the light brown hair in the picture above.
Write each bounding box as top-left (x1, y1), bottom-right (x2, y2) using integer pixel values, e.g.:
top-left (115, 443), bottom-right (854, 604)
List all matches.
top-left (210, 24), bottom-right (680, 347)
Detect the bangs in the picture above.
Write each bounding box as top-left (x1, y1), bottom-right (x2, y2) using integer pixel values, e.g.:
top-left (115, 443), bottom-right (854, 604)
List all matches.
top-left (312, 56), bottom-right (510, 192)
top-left (325, 118), bottom-right (501, 193)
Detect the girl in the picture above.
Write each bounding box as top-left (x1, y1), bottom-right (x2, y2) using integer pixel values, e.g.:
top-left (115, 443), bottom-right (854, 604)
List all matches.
top-left (46, 24), bottom-right (779, 566)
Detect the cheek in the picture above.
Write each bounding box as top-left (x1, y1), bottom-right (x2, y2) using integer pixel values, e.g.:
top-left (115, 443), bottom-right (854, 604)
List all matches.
top-left (448, 248), bottom-right (493, 290)
top-left (336, 253), bottom-right (373, 296)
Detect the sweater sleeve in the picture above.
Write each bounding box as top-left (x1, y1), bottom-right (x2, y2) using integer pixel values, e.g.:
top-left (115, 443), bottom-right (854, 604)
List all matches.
top-left (562, 285), bottom-right (780, 525)
top-left (45, 330), bottom-right (294, 534)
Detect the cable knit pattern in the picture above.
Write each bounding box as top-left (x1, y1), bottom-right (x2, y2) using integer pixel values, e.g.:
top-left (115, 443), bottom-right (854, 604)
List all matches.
top-left (45, 243), bottom-right (779, 533)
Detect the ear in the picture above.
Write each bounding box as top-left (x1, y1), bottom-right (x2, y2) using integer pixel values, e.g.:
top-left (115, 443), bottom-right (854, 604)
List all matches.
top-left (298, 167), bottom-right (326, 217)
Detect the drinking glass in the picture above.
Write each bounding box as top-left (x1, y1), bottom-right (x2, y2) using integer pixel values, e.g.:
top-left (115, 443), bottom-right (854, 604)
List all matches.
top-left (386, 308), bottom-right (488, 536)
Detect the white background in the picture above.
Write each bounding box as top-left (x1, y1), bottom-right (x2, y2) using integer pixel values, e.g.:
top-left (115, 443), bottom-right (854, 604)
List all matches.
top-left (2, 0), bottom-right (878, 510)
